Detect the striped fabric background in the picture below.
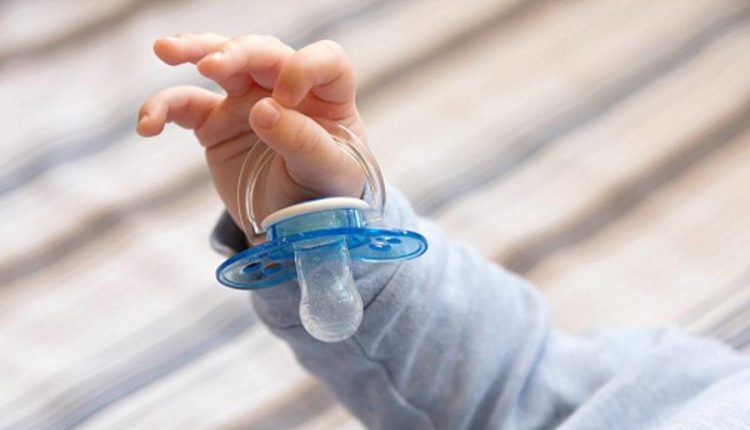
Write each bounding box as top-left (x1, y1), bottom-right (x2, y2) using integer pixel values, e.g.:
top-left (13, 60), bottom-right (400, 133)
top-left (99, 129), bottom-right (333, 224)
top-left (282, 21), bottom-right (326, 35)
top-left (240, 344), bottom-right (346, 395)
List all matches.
top-left (1, 0), bottom-right (749, 428)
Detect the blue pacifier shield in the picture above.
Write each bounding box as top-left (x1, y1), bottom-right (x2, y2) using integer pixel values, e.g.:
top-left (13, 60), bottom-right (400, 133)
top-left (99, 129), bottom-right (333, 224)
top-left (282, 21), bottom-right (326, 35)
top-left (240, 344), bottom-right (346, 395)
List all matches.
top-left (217, 226), bottom-right (427, 289)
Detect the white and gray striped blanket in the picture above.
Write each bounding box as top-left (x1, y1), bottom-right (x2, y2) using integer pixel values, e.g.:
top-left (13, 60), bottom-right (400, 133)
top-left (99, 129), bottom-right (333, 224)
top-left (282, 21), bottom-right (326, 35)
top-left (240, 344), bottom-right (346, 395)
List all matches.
top-left (2, 0), bottom-right (749, 428)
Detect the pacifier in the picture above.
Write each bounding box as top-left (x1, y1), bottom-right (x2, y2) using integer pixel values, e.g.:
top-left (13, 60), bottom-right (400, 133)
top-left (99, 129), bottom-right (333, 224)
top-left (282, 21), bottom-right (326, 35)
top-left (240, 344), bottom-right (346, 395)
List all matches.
top-left (216, 120), bottom-right (428, 342)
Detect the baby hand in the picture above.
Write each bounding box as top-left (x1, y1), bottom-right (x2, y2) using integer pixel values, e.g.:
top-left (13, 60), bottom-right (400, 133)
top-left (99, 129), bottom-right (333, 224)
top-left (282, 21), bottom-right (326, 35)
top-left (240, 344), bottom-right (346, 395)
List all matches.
top-left (137, 34), bottom-right (367, 236)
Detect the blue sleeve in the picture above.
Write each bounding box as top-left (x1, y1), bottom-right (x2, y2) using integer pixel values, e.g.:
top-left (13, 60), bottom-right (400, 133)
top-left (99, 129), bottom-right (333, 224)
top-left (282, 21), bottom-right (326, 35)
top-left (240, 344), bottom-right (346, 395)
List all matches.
top-left (214, 186), bottom-right (750, 429)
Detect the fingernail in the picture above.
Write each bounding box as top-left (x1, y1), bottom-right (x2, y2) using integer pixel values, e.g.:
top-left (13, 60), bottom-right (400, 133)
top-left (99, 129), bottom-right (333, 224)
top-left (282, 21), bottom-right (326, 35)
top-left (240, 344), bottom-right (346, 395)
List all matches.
top-left (139, 114), bottom-right (149, 124)
top-left (211, 51), bottom-right (223, 61)
top-left (255, 99), bottom-right (281, 128)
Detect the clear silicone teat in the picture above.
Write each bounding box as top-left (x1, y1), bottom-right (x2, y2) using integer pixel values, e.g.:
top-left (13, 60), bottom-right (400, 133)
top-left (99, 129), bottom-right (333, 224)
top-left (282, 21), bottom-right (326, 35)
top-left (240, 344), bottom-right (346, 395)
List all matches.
top-left (295, 238), bottom-right (363, 342)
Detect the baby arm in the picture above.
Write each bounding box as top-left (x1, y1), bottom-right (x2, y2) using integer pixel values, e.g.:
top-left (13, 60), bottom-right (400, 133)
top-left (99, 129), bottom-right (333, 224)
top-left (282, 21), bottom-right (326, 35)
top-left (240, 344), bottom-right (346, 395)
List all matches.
top-left (140, 34), bottom-right (750, 430)
top-left (242, 187), bottom-right (750, 429)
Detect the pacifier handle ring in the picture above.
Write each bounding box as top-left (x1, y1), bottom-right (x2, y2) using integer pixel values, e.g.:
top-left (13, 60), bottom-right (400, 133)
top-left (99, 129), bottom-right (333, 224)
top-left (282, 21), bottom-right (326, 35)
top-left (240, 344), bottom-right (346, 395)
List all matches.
top-left (237, 120), bottom-right (386, 237)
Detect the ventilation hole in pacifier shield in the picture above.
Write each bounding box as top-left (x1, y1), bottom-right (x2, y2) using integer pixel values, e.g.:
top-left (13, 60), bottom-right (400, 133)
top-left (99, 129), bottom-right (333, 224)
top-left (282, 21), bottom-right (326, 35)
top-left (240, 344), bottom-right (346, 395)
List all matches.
top-left (263, 262), bottom-right (283, 275)
top-left (242, 261), bottom-right (262, 273)
top-left (368, 240), bottom-right (392, 252)
top-left (239, 260), bottom-right (266, 281)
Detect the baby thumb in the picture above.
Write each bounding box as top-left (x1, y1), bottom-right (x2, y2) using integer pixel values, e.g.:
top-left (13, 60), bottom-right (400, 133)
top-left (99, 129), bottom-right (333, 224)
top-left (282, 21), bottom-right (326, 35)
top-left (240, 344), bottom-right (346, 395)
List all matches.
top-left (249, 97), bottom-right (355, 192)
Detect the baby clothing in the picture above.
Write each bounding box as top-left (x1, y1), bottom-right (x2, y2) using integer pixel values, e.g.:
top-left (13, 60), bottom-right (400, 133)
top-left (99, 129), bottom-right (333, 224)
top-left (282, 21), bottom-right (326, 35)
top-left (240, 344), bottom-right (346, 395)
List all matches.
top-left (212, 185), bottom-right (750, 429)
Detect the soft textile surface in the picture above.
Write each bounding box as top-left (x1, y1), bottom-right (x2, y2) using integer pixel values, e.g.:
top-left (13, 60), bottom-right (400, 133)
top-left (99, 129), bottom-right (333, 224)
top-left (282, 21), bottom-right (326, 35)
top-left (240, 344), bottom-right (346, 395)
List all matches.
top-left (1, 0), bottom-right (749, 428)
